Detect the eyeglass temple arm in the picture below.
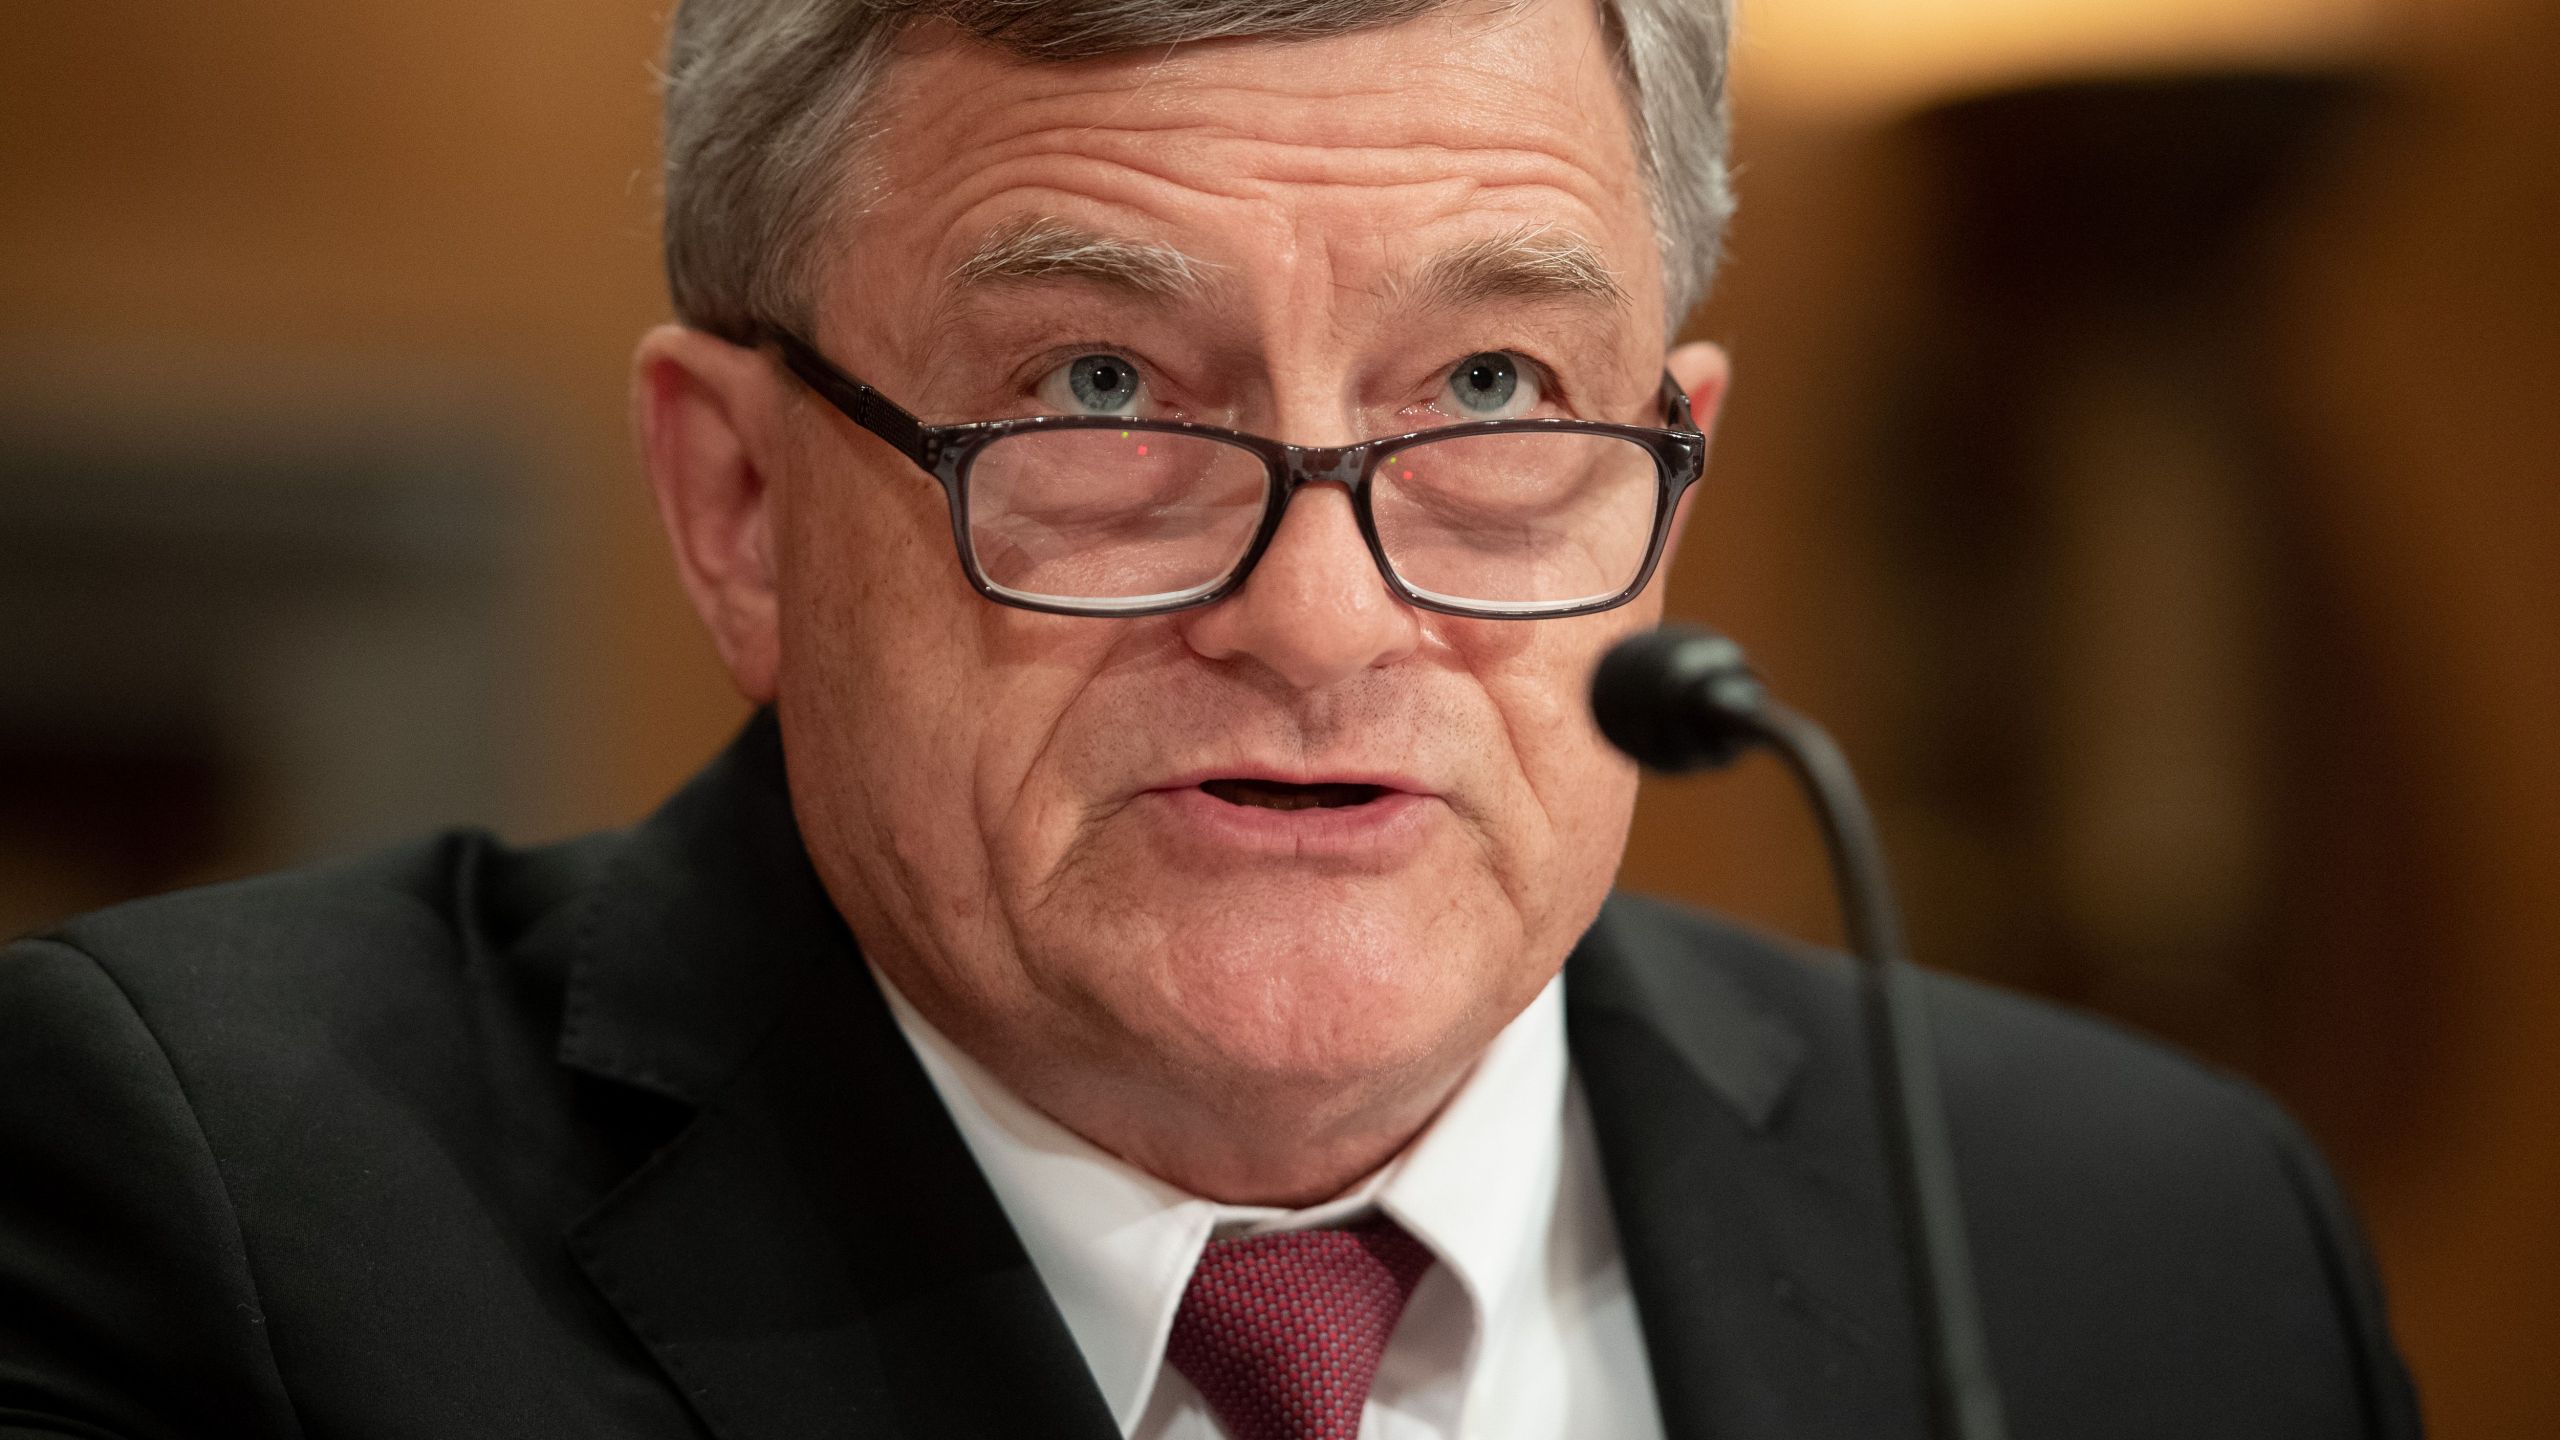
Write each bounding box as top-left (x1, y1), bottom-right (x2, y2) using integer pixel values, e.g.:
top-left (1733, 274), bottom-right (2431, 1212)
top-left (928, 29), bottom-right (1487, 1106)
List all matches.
top-left (1659, 370), bottom-right (1698, 432)
top-left (764, 328), bottom-right (932, 466)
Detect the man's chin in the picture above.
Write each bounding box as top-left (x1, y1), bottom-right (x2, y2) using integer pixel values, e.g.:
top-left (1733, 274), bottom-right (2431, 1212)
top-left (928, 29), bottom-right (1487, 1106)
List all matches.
top-left (1062, 895), bottom-right (1535, 1085)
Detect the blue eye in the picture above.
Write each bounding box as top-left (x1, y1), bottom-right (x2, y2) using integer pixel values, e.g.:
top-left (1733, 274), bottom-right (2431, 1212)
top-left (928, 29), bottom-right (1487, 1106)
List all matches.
top-left (1055, 353), bottom-right (1144, 416)
top-left (1444, 352), bottom-right (1539, 418)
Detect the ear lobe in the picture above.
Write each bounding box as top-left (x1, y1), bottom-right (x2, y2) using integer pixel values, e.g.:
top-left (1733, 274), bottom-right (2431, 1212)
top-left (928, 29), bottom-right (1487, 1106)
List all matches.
top-left (634, 324), bottom-right (784, 703)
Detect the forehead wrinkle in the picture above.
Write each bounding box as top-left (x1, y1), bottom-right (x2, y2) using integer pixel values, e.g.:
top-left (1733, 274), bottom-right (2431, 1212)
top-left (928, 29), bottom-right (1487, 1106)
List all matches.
top-left (874, 55), bottom-right (1638, 244)
top-left (917, 145), bottom-right (1628, 279)
top-left (1060, 116), bottom-right (1624, 203)
top-left (884, 59), bottom-right (1633, 211)
top-left (921, 124), bottom-right (1622, 222)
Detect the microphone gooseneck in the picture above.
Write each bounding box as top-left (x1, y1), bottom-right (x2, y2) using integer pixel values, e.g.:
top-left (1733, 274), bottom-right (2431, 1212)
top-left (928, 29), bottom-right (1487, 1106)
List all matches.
top-left (1590, 625), bottom-right (2012, 1440)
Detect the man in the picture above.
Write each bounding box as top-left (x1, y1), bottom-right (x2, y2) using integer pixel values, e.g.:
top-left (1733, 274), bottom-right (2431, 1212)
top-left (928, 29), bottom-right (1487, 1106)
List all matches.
top-left (0, 0), bottom-right (2420, 1437)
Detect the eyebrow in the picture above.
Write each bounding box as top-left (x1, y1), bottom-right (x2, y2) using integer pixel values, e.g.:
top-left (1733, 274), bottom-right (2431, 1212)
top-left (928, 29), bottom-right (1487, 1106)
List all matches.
top-left (947, 216), bottom-right (1220, 302)
top-left (941, 216), bottom-right (1631, 321)
top-left (1393, 225), bottom-right (1633, 314)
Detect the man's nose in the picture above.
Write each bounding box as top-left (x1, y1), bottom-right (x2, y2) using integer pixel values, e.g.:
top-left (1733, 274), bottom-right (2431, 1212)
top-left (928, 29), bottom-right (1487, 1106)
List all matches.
top-left (1178, 480), bottom-right (1421, 691)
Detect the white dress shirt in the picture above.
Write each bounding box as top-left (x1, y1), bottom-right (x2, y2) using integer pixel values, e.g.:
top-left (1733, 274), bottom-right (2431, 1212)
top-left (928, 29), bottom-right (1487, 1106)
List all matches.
top-left (877, 971), bottom-right (1666, 1440)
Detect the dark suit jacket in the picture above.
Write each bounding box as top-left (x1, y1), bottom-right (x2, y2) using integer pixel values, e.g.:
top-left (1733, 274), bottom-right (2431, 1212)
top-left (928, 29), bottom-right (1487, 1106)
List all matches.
top-left (0, 714), bottom-right (2420, 1439)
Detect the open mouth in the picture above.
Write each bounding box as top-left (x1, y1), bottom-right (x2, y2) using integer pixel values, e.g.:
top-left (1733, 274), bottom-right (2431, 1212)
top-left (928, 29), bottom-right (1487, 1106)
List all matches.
top-left (1199, 779), bottom-right (1390, 812)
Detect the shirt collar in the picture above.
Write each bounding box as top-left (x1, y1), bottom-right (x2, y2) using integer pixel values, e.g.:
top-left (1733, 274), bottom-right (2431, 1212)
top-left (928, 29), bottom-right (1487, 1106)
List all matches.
top-left (877, 969), bottom-right (1571, 1432)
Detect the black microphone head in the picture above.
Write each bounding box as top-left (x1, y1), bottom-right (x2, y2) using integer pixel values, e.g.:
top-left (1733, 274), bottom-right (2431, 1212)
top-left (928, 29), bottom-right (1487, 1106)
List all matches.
top-left (1591, 625), bottom-right (1770, 773)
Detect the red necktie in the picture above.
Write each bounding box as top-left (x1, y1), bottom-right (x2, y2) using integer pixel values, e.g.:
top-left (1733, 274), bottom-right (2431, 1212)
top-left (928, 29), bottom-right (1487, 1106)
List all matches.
top-left (1165, 1215), bottom-right (1437, 1440)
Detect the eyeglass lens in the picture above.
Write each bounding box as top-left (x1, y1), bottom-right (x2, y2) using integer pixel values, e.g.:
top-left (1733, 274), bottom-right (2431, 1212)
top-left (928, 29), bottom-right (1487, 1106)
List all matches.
top-left (963, 427), bottom-right (1661, 612)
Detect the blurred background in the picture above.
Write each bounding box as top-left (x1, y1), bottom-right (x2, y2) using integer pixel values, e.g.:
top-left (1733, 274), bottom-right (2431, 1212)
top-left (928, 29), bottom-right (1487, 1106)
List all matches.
top-left (3, 0), bottom-right (2552, 1430)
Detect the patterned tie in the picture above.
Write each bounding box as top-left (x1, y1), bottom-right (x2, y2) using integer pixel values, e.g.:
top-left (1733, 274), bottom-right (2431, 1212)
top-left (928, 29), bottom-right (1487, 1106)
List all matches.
top-left (1165, 1214), bottom-right (1437, 1440)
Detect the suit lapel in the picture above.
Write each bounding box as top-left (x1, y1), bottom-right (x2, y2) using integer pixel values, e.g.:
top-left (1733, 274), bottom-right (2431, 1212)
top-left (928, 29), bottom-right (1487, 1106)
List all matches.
top-left (555, 713), bottom-right (1119, 1440)
top-left (1567, 899), bottom-right (1931, 1440)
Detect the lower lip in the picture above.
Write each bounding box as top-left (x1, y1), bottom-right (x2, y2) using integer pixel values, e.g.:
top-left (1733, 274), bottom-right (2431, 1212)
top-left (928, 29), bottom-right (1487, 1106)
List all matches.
top-left (1135, 787), bottom-right (1438, 863)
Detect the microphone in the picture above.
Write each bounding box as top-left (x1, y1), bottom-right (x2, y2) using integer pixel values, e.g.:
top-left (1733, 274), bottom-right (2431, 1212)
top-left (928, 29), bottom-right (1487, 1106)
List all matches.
top-left (1591, 625), bottom-right (2011, 1440)
top-left (1590, 626), bottom-right (1769, 773)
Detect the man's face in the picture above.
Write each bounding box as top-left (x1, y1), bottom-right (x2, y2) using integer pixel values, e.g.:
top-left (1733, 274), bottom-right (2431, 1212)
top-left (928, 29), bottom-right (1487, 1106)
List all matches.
top-left (762, 0), bottom-right (1717, 1164)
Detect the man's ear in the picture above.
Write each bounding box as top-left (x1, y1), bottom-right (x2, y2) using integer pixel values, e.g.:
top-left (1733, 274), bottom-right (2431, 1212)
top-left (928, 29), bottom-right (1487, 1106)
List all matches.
top-left (1661, 339), bottom-right (1733, 561)
top-left (634, 324), bottom-right (786, 704)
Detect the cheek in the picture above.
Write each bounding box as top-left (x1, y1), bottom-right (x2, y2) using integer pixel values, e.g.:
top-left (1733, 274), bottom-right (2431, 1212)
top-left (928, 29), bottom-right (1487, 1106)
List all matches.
top-left (776, 460), bottom-right (1139, 924)
top-left (1523, 696), bottom-right (1642, 873)
top-left (783, 489), bottom-right (967, 771)
top-left (1458, 621), bottom-right (1644, 909)
top-left (774, 457), bottom-right (1004, 929)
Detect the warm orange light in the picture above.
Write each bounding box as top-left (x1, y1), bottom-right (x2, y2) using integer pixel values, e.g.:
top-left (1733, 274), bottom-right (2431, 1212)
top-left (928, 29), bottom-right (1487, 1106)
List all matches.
top-left (1733, 0), bottom-right (2383, 117)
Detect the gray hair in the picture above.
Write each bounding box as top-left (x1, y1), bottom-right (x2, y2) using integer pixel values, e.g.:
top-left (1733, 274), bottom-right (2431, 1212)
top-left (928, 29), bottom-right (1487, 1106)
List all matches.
top-left (660, 0), bottom-right (1733, 343)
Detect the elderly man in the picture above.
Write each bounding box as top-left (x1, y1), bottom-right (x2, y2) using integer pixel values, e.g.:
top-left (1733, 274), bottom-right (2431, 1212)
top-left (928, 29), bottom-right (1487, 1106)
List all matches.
top-left (0, 1), bottom-right (2420, 1437)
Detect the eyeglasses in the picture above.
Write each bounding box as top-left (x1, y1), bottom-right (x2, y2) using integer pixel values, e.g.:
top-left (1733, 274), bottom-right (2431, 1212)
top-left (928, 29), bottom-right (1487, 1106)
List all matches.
top-left (761, 328), bottom-right (1707, 620)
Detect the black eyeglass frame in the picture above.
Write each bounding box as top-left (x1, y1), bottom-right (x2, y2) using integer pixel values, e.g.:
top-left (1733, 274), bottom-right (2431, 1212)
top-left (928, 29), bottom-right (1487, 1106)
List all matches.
top-left (762, 326), bottom-right (1708, 620)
